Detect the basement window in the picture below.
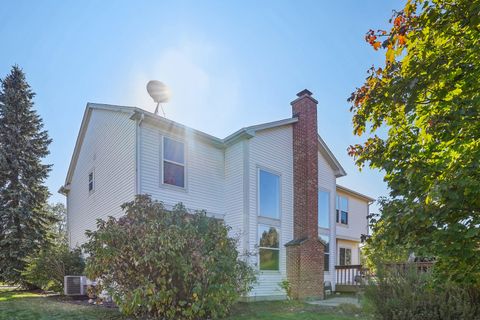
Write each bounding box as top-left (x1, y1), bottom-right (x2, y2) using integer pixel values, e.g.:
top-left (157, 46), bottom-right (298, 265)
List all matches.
top-left (88, 170), bottom-right (94, 194)
top-left (162, 136), bottom-right (185, 188)
top-left (258, 225), bottom-right (280, 271)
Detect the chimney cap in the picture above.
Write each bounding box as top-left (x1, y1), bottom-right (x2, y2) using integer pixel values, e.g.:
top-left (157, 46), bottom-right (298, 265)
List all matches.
top-left (296, 89), bottom-right (313, 97)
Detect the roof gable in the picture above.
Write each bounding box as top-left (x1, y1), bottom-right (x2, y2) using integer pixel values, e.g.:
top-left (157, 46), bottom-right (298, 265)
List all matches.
top-left (61, 103), bottom-right (347, 191)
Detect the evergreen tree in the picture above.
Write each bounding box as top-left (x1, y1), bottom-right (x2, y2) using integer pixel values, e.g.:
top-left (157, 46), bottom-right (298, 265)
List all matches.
top-left (0, 65), bottom-right (54, 284)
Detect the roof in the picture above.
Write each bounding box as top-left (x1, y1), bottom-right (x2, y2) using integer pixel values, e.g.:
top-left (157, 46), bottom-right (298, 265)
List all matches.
top-left (336, 184), bottom-right (375, 202)
top-left (60, 103), bottom-right (347, 193)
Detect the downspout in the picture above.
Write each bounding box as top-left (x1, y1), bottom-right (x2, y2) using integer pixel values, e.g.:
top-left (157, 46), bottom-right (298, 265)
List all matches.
top-left (135, 112), bottom-right (144, 196)
top-left (242, 139), bottom-right (250, 259)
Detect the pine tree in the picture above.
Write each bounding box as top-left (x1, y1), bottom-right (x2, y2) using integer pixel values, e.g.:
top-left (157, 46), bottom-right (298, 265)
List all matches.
top-left (0, 65), bottom-right (54, 284)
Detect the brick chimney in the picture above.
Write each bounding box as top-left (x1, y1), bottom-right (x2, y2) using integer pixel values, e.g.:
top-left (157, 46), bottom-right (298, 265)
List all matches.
top-left (285, 89), bottom-right (324, 300)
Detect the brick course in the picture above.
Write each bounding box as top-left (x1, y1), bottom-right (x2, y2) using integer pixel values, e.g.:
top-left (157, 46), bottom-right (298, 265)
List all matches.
top-left (285, 89), bottom-right (324, 300)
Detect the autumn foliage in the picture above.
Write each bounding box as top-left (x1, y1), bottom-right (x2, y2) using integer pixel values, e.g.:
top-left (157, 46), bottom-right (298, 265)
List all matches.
top-left (349, 0), bottom-right (480, 285)
top-left (83, 195), bottom-right (256, 319)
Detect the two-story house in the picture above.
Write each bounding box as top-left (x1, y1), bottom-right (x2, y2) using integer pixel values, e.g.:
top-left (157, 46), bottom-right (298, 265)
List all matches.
top-left (60, 89), bottom-right (373, 300)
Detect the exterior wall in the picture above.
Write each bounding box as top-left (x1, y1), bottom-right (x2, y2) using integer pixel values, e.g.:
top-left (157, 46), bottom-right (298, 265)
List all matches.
top-left (335, 190), bottom-right (369, 241)
top-left (318, 151), bottom-right (338, 289)
top-left (67, 109), bottom-right (136, 247)
top-left (224, 141), bottom-right (246, 252)
top-left (139, 120), bottom-right (225, 216)
top-left (65, 105), bottom-right (370, 298)
top-left (247, 126), bottom-right (294, 298)
top-left (336, 239), bottom-right (361, 265)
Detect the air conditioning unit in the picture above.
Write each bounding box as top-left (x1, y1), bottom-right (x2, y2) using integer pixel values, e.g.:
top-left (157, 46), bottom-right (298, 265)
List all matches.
top-left (64, 276), bottom-right (87, 296)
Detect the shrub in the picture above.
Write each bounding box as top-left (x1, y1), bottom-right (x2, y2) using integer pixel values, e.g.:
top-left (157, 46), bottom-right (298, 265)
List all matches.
top-left (83, 195), bottom-right (256, 319)
top-left (22, 243), bottom-right (85, 292)
top-left (365, 265), bottom-right (480, 320)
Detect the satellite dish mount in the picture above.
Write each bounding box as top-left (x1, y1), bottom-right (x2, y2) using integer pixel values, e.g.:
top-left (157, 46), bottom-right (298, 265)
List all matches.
top-left (146, 80), bottom-right (170, 117)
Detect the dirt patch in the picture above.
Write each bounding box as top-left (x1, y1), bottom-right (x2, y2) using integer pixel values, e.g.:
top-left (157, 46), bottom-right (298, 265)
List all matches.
top-left (48, 294), bottom-right (118, 309)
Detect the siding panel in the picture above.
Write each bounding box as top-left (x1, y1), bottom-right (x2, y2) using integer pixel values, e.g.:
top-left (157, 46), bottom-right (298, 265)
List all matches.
top-left (67, 109), bottom-right (136, 246)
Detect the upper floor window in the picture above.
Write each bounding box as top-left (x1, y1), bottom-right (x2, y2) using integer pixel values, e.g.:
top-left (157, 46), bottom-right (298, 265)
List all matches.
top-left (88, 170), bottom-right (94, 193)
top-left (163, 137), bottom-right (185, 188)
top-left (258, 225), bottom-right (279, 271)
top-left (258, 169), bottom-right (280, 219)
top-left (318, 191), bottom-right (329, 228)
top-left (336, 195), bottom-right (348, 225)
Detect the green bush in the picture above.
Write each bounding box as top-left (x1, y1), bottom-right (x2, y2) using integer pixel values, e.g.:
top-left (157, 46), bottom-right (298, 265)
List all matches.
top-left (365, 265), bottom-right (480, 320)
top-left (22, 243), bottom-right (85, 292)
top-left (83, 195), bottom-right (256, 319)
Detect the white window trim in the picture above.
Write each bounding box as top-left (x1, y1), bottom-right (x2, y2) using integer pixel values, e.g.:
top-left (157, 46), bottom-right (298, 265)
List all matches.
top-left (336, 195), bottom-right (349, 225)
top-left (160, 135), bottom-right (187, 190)
top-left (257, 224), bottom-right (281, 273)
top-left (339, 247), bottom-right (352, 266)
top-left (257, 166), bottom-right (282, 221)
top-left (319, 234), bottom-right (330, 273)
top-left (318, 188), bottom-right (330, 229)
top-left (88, 168), bottom-right (95, 195)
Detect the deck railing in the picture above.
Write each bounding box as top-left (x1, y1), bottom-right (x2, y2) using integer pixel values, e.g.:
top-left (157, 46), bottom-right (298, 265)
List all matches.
top-left (335, 262), bottom-right (435, 286)
top-left (335, 265), bottom-right (370, 285)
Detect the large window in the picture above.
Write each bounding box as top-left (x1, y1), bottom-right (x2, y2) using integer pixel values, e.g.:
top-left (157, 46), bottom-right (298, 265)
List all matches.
top-left (258, 170), bottom-right (280, 219)
top-left (336, 195), bottom-right (348, 225)
top-left (319, 234), bottom-right (330, 271)
top-left (258, 225), bottom-right (279, 271)
top-left (163, 137), bottom-right (185, 188)
top-left (339, 247), bottom-right (352, 266)
top-left (318, 191), bottom-right (329, 228)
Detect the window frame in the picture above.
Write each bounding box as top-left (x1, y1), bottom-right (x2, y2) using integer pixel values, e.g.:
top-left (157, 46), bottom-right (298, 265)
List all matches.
top-left (318, 189), bottom-right (330, 229)
top-left (88, 169), bottom-right (95, 194)
top-left (161, 136), bottom-right (187, 189)
top-left (339, 247), bottom-right (352, 266)
top-left (336, 195), bottom-right (349, 225)
top-left (257, 167), bottom-right (281, 220)
top-left (319, 234), bottom-right (330, 272)
top-left (258, 224), bottom-right (280, 272)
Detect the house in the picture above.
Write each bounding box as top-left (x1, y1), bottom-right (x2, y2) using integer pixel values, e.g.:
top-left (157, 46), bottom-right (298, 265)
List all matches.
top-left (59, 89), bottom-right (374, 300)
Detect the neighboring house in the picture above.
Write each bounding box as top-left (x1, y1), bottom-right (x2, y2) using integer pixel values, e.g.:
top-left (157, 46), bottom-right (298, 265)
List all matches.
top-left (59, 89), bottom-right (374, 300)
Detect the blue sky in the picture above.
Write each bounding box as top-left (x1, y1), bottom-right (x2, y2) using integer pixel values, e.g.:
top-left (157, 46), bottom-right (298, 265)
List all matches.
top-left (0, 0), bottom-right (402, 209)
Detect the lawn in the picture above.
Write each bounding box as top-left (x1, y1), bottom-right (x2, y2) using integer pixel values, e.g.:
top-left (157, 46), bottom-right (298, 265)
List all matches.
top-left (0, 288), bottom-right (368, 320)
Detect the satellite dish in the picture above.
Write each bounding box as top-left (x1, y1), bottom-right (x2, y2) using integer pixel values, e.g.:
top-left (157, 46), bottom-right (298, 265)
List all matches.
top-left (146, 80), bottom-right (170, 116)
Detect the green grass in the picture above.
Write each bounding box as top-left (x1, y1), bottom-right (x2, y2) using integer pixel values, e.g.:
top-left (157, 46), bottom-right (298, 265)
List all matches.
top-left (0, 288), bottom-right (368, 320)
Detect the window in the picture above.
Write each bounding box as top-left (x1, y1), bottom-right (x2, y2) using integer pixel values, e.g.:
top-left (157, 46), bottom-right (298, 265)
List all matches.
top-left (259, 170), bottom-right (280, 219)
top-left (88, 170), bottom-right (94, 193)
top-left (163, 137), bottom-right (185, 188)
top-left (258, 225), bottom-right (279, 271)
top-left (319, 235), bottom-right (330, 271)
top-left (336, 195), bottom-right (348, 225)
top-left (318, 191), bottom-right (329, 228)
top-left (339, 247), bottom-right (352, 266)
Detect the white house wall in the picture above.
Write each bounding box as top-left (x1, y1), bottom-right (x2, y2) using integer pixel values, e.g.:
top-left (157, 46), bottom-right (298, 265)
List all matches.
top-left (247, 126), bottom-right (294, 298)
top-left (335, 190), bottom-right (369, 241)
top-left (67, 109), bottom-right (136, 247)
top-left (224, 141), bottom-right (246, 253)
top-left (139, 121), bottom-right (225, 216)
top-left (317, 149), bottom-right (338, 289)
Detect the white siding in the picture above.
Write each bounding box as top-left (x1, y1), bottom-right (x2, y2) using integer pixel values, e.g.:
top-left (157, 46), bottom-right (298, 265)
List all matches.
top-left (337, 239), bottom-right (361, 265)
top-left (224, 141), bottom-right (246, 252)
top-left (247, 126), bottom-right (294, 298)
top-left (335, 190), bottom-right (369, 242)
top-left (317, 149), bottom-right (338, 289)
top-left (139, 121), bottom-right (225, 216)
top-left (67, 109), bottom-right (136, 247)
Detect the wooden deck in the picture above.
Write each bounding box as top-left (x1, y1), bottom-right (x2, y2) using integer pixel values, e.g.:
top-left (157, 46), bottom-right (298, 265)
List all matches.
top-left (334, 262), bottom-right (435, 292)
